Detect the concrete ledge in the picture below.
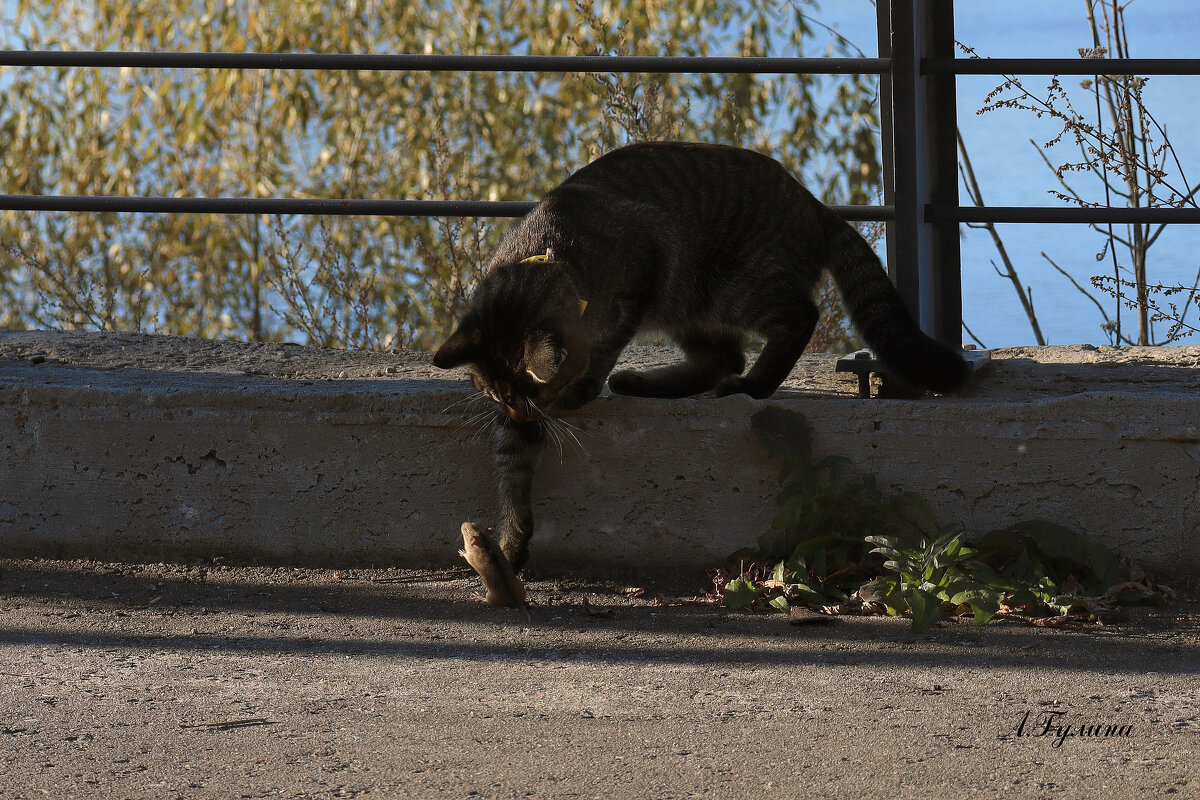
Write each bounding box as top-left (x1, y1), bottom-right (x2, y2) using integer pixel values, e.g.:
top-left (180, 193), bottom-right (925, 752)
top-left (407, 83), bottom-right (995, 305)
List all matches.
top-left (1, 331), bottom-right (1198, 576)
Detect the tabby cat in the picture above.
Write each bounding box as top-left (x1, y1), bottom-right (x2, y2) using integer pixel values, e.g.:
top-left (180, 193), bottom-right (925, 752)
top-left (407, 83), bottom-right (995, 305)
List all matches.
top-left (434, 142), bottom-right (969, 570)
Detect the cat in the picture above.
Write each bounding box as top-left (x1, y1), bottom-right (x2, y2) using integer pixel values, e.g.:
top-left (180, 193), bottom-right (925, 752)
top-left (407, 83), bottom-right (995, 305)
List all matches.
top-left (434, 141), bottom-right (969, 570)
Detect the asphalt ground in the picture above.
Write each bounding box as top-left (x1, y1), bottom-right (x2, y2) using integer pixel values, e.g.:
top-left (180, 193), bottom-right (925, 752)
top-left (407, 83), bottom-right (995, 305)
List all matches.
top-left (1, 559), bottom-right (1197, 799)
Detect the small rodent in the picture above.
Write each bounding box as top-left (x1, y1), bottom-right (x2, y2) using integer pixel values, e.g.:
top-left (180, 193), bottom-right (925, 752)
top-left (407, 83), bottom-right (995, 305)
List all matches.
top-left (459, 522), bottom-right (527, 608)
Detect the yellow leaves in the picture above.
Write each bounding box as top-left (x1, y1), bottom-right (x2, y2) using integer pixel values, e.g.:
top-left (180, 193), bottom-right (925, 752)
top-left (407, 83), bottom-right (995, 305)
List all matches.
top-left (1, 0), bottom-right (877, 343)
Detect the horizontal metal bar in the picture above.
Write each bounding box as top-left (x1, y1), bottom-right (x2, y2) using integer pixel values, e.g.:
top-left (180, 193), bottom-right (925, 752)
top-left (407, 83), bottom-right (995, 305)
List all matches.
top-left (833, 204), bottom-right (894, 222)
top-left (0, 50), bottom-right (889, 75)
top-left (0, 195), bottom-right (534, 217)
top-left (926, 57), bottom-right (1200, 76)
top-left (12, 193), bottom-right (1194, 224)
top-left (0, 194), bottom-right (894, 221)
top-left (931, 205), bottom-right (1200, 224)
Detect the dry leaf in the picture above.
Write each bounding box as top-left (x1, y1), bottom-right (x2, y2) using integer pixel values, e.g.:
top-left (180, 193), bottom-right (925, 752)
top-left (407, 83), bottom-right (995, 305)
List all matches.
top-left (1031, 615), bottom-right (1084, 628)
top-left (1104, 580), bottom-right (1149, 597)
top-left (581, 596), bottom-right (616, 617)
top-left (789, 607), bottom-right (833, 625)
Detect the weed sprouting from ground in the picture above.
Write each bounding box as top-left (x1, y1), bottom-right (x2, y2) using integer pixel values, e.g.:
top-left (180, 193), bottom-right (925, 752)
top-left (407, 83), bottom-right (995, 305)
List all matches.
top-left (712, 407), bottom-right (1170, 631)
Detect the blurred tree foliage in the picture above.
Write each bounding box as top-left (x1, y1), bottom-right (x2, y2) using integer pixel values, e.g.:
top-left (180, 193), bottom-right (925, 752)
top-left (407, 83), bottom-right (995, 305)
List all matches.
top-left (0, 0), bottom-right (880, 349)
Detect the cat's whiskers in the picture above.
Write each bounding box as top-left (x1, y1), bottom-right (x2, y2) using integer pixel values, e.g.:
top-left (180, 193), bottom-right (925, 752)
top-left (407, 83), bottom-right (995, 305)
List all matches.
top-left (475, 408), bottom-right (506, 445)
top-left (460, 405), bottom-right (494, 428)
top-left (551, 417), bottom-right (588, 457)
top-left (442, 391), bottom-right (487, 415)
top-left (550, 413), bottom-right (589, 440)
top-left (526, 399), bottom-right (563, 463)
top-left (543, 420), bottom-right (565, 463)
top-left (453, 406), bottom-right (497, 441)
top-left (530, 400), bottom-right (589, 460)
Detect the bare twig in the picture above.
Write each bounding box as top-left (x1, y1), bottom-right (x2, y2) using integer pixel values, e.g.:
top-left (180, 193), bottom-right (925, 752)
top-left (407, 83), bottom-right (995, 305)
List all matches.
top-left (968, 3), bottom-right (1194, 345)
top-left (957, 130), bottom-right (1046, 345)
top-left (180, 718), bottom-right (276, 730)
top-left (369, 568), bottom-right (475, 584)
top-left (5, 243), bottom-right (109, 330)
top-left (1041, 251), bottom-right (1131, 344)
top-left (961, 320), bottom-right (987, 350)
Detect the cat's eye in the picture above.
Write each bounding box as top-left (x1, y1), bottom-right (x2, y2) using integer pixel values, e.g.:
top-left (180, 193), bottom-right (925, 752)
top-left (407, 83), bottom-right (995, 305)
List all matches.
top-left (525, 368), bottom-right (550, 385)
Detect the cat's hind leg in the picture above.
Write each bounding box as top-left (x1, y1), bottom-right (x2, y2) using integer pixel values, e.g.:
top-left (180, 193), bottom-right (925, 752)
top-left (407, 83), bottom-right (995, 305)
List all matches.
top-left (713, 301), bottom-right (818, 399)
top-left (609, 331), bottom-right (745, 398)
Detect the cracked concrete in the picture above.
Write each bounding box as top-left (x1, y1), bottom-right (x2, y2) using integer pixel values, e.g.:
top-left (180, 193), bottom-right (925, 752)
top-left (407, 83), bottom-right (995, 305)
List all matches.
top-left (0, 330), bottom-right (1198, 576)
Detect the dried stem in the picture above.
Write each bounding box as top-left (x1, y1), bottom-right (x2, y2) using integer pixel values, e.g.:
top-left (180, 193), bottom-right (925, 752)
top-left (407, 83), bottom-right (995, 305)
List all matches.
top-left (957, 130), bottom-right (1046, 345)
top-left (965, 2), bottom-right (1198, 345)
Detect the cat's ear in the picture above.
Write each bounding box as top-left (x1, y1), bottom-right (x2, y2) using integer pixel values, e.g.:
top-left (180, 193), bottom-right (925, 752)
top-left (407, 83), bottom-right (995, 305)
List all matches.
top-left (524, 334), bottom-right (566, 384)
top-left (433, 324), bottom-right (482, 369)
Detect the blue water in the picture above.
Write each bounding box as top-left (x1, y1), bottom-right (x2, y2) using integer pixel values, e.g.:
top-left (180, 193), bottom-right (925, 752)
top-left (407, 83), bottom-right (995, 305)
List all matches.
top-left (817, 0), bottom-right (1200, 346)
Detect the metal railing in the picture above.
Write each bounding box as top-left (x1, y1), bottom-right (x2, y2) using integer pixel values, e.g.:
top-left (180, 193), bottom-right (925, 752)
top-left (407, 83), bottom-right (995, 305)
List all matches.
top-left (0, 55), bottom-right (893, 216)
top-left (2, 0), bottom-right (1199, 344)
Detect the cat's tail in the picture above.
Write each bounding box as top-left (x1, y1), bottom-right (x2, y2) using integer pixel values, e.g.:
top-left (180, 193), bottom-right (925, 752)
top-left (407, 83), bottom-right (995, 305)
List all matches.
top-left (823, 213), bottom-right (970, 395)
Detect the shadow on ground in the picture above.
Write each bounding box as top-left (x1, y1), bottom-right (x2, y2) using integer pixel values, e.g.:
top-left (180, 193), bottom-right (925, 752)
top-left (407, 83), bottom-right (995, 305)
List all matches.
top-left (2, 559), bottom-right (1197, 675)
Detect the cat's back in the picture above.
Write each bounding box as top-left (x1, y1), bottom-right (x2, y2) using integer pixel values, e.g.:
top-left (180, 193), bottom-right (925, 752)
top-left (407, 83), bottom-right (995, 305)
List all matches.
top-left (545, 142), bottom-right (818, 244)
top-left (556, 141), bottom-right (796, 203)
top-left (538, 142), bottom-right (823, 276)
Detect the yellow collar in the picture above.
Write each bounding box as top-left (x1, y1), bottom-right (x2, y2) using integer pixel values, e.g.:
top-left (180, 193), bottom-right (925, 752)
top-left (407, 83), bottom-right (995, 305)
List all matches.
top-left (518, 252), bottom-right (586, 316)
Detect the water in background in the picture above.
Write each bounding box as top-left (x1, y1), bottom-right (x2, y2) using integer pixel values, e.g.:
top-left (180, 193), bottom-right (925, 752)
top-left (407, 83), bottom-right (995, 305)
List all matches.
top-left (818, 0), bottom-right (1200, 347)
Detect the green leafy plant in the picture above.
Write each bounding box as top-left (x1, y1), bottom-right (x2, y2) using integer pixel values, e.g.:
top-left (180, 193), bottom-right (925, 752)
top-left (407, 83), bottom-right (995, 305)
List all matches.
top-left (715, 408), bottom-right (1168, 631)
top-left (864, 529), bottom-right (1002, 633)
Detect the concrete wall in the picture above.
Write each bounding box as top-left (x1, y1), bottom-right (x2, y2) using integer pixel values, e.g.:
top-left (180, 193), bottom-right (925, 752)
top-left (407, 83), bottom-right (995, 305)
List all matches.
top-left (1, 332), bottom-right (1197, 576)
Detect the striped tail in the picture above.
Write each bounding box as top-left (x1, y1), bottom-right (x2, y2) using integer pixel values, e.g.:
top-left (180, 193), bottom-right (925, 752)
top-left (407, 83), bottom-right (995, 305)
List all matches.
top-left (823, 212), bottom-right (969, 394)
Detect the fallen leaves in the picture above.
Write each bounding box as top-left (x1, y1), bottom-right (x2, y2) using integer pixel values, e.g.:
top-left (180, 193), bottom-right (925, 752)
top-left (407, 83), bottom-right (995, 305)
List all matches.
top-left (711, 561), bottom-right (1173, 631)
top-left (581, 596), bottom-right (615, 617)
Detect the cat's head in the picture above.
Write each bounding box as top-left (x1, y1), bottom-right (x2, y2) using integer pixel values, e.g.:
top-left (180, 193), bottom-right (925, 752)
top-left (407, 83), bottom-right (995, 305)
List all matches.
top-left (433, 255), bottom-right (589, 422)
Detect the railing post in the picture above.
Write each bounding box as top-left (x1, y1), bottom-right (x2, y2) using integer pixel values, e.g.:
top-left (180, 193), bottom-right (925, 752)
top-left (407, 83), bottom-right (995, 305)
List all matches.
top-left (876, 0), bottom-right (896, 264)
top-left (884, 0), bottom-right (962, 346)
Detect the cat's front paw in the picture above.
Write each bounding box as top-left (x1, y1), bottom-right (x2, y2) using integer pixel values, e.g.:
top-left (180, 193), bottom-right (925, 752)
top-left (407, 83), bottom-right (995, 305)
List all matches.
top-left (499, 532), bottom-right (528, 572)
top-left (713, 375), bottom-right (774, 399)
top-left (607, 369), bottom-right (647, 396)
top-left (554, 378), bottom-right (601, 411)
top-left (556, 376), bottom-right (604, 412)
